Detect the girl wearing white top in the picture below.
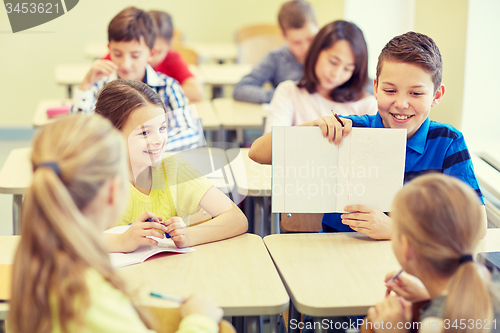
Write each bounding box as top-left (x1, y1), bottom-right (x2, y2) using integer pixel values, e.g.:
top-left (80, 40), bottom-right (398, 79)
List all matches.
top-left (264, 20), bottom-right (377, 134)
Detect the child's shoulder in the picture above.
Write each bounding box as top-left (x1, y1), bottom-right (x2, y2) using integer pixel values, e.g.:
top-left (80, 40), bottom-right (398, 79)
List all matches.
top-left (428, 120), bottom-right (463, 140)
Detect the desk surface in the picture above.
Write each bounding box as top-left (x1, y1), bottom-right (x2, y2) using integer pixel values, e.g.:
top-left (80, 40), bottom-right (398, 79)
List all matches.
top-left (264, 228), bottom-right (500, 317)
top-left (118, 233), bottom-right (288, 316)
top-left (33, 99), bottom-right (217, 131)
top-left (184, 42), bottom-right (238, 63)
top-left (55, 63), bottom-right (90, 86)
top-left (33, 99), bottom-right (71, 128)
top-left (0, 148), bottom-right (32, 195)
top-left (199, 64), bottom-right (252, 86)
top-left (212, 98), bottom-right (267, 129)
top-left (227, 148), bottom-right (271, 197)
top-left (0, 234), bottom-right (289, 317)
top-left (191, 100), bottom-right (220, 130)
top-left (0, 147), bottom-right (233, 195)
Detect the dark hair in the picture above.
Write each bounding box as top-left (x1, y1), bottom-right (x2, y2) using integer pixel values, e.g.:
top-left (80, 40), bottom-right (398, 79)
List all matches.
top-left (94, 79), bottom-right (166, 130)
top-left (278, 0), bottom-right (317, 32)
top-left (108, 7), bottom-right (156, 50)
top-left (376, 31), bottom-right (442, 93)
top-left (297, 20), bottom-right (368, 103)
top-left (148, 10), bottom-right (173, 42)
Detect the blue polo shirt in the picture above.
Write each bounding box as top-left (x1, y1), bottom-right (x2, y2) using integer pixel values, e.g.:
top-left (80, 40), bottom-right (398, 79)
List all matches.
top-left (322, 112), bottom-right (484, 232)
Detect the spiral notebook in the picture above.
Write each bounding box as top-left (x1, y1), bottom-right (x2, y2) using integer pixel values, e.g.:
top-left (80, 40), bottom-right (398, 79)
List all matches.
top-left (272, 126), bottom-right (406, 213)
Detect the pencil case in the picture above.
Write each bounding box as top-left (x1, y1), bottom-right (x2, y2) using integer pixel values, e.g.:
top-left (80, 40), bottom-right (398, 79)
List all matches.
top-left (47, 105), bottom-right (72, 118)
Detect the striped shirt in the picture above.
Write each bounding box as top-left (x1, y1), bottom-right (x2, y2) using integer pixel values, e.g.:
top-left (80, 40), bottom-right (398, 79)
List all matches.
top-left (322, 112), bottom-right (484, 232)
top-left (72, 64), bottom-right (202, 151)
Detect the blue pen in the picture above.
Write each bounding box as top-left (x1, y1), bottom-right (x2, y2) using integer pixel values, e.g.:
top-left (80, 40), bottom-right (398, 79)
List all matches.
top-left (129, 217), bottom-right (170, 238)
top-left (150, 292), bottom-right (185, 303)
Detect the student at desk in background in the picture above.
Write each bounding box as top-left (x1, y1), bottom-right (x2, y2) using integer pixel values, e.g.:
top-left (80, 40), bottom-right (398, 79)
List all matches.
top-left (232, 0), bottom-right (318, 104)
top-left (250, 31), bottom-right (487, 240)
top-left (8, 115), bottom-right (223, 333)
top-left (367, 174), bottom-right (499, 333)
top-left (101, 10), bottom-right (204, 102)
top-left (94, 79), bottom-right (247, 253)
top-left (72, 6), bottom-right (201, 151)
top-left (263, 20), bottom-right (377, 134)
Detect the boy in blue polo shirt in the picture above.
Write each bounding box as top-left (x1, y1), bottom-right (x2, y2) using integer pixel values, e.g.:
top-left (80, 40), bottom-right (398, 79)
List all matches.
top-left (249, 31), bottom-right (486, 240)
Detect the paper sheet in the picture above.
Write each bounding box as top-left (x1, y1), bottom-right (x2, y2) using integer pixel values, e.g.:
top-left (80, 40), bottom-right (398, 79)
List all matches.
top-left (272, 127), bottom-right (406, 213)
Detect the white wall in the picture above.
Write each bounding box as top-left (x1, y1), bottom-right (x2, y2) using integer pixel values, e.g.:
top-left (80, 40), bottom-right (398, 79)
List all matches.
top-left (344, 0), bottom-right (415, 79)
top-left (461, 0), bottom-right (500, 146)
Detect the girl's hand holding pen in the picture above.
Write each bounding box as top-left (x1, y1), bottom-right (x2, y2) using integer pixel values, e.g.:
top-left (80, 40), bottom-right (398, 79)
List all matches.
top-left (300, 112), bottom-right (352, 145)
top-left (163, 216), bottom-right (188, 248)
top-left (119, 211), bottom-right (169, 252)
top-left (384, 270), bottom-right (430, 302)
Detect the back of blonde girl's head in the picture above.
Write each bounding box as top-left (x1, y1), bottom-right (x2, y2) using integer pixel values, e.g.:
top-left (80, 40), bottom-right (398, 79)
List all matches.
top-left (8, 114), bottom-right (128, 333)
top-left (392, 173), bottom-right (490, 333)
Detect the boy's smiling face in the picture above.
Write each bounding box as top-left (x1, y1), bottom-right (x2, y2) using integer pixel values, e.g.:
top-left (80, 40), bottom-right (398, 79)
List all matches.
top-left (374, 61), bottom-right (445, 139)
top-left (109, 37), bottom-right (153, 82)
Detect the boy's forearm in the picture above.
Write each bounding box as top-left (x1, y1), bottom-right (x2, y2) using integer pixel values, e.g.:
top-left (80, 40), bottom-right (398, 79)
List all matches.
top-left (186, 206), bottom-right (248, 247)
top-left (182, 78), bottom-right (204, 102)
top-left (248, 133), bottom-right (272, 165)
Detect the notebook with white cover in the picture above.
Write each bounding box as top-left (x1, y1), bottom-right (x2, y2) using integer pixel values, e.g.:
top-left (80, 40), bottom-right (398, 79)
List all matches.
top-left (272, 127), bottom-right (406, 213)
top-left (104, 225), bottom-right (195, 268)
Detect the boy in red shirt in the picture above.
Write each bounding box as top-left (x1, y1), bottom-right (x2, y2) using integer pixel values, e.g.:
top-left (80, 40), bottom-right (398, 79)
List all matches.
top-left (148, 10), bottom-right (204, 101)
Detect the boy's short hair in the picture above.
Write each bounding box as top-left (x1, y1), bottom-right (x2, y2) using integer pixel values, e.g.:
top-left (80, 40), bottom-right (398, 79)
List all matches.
top-left (376, 31), bottom-right (443, 93)
top-left (148, 10), bottom-right (173, 42)
top-left (108, 7), bottom-right (156, 50)
top-left (278, 0), bottom-right (317, 32)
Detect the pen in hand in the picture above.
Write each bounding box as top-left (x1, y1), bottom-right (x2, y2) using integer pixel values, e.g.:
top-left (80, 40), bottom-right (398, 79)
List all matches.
top-left (331, 110), bottom-right (344, 127)
top-left (385, 269), bottom-right (403, 296)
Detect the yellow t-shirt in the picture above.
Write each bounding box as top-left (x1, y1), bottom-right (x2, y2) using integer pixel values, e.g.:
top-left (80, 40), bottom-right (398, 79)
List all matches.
top-left (117, 155), bottom-right (213, 226)
top-left (50, 269), bottom-right (219, 333)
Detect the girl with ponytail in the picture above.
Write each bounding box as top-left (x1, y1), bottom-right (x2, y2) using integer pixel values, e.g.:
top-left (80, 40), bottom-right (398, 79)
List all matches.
top-left (367, 173), bottom-right (498, 333)
top-left (8, 114), bottom-right (222, 333)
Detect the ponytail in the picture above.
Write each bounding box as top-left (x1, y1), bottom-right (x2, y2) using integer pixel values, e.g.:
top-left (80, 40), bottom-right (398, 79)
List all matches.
top-left (445, 261), bottom-right (492, 333)
top-left (7, 115), bottom-right (151, 333)
top-left (392, 174), bottom-right (492, 333)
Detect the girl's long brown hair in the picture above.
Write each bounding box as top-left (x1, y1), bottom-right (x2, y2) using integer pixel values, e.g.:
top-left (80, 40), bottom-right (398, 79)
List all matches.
top-left (392, 174), bottom-right (491, 333)
top-left (8, 115), bottom-right (139, 333)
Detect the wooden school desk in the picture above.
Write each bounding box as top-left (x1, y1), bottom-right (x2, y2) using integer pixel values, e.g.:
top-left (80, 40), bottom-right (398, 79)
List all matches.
top-left (0, 147), bottom-right (234, 235)
top-left (212, 98), bottom-right (267, 145)
top-left (264, 228), bottom-right (500, 333)
top-left (184, 42), bottom-right (238, 64)
top-left (0, 148), bottom-right (31, 235)
top-left (0, 234), bottom-right (289, 331)
top-left (0, 236), bottom-right (17, 321)
top-left (55, 63), bottom-right (91, 98)
top-left (226, 148), bottom-right (279, 236)
top-left (199, 64), bottom-right (252, 99)
top-left (55, 64), bottom-right (203, 99)
top-left (84, 42), bottom-right (107, 59)
top-left (33, 99), bottom-right (218, 131)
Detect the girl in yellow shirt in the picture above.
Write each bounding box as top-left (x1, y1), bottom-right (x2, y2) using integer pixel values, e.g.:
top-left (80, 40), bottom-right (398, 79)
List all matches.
top-left (94, 79), bottom-right (248, 252)
top-left (8, 114), bottom-right (223, 333)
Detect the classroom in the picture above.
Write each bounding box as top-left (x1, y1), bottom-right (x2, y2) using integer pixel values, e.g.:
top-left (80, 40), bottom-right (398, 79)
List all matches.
top-left (1, 0), bottom-right (500, 332)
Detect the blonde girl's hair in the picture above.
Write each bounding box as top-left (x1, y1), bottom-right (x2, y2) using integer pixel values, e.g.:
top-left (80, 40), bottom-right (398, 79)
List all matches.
top-left (392, 173), bottom-right (490, 333)
top-left (8, 114), bottom-right (140, 333)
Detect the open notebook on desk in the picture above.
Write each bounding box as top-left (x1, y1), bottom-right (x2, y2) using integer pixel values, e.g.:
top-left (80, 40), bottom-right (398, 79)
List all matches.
top-left (104, 225), bottom-right (195, 268)
top-left (272, 127), bottom-right (406, 213)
